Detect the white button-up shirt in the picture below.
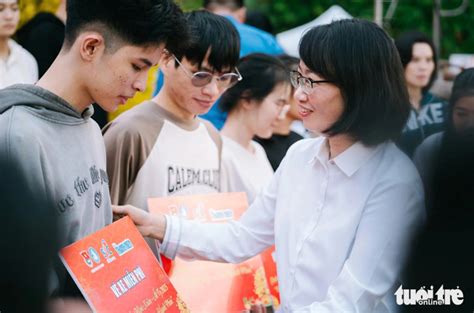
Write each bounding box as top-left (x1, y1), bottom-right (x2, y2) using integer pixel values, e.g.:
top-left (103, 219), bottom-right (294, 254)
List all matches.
top-left (0, 39), bottom-right (38, 89)
top-left (161, 138), bottom-right (425, 312)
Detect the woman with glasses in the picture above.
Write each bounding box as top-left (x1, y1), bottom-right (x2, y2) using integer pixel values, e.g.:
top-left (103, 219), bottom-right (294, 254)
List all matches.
top-left (114, 19), bottom-right (424, 312)
top-left (220, 53), bottom-right (291, 203)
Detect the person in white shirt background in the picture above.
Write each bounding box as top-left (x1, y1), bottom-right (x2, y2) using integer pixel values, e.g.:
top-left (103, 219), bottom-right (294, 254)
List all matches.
top-left (114, 18), bottom-right (425, 312)
top-left (220, 53), bottom-right (291, 203)
top-left (0, 0), bottom-right (38, 89)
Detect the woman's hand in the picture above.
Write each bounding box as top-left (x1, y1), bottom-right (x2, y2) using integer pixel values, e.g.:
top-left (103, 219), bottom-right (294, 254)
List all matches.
top-left (112, 204), bottom-right (167, 242)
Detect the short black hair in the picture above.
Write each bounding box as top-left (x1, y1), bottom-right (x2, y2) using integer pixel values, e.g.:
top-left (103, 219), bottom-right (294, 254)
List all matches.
top-left (278, 54), bottom-right (299, 93)
top-left (246, 10), bottom-right (274, 34)
top-left (220, 53), bottom-right (290, 113)
top-left (64, 0), bottom-right (188, 54)
top-left (203, 0), bottom-right (244, 11)
top-left (299, 19), bottom-right (410, 146)
top-left (395, 31), bottom-right (438, 92)
top-left (448, 68), bottom-right (474, 128)
top-left (175, 10), bottom-right (240, 73)
top-left (278, 54), bottom-right (299, 72)
top-left (451, 68), bottom-right (474, 104)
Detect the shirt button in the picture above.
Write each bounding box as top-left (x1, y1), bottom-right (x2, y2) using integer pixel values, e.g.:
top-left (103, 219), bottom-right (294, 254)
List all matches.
top-left (329, 160), bottom-right (335, 165)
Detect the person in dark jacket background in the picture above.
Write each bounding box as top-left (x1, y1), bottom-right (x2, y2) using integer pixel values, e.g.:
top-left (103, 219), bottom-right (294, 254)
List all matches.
top-left (395, 31), bottom-right (448, 157)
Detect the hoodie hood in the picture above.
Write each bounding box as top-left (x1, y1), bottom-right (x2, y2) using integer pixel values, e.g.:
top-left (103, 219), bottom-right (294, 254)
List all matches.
top-left (0, 84), bottom-right (93, 122)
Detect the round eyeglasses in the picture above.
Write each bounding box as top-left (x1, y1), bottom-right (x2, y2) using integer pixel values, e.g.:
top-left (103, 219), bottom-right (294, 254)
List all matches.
top-left (290, 70), bottom-right (333, 94)
top-left (174, 56), bottom-right (242, 89)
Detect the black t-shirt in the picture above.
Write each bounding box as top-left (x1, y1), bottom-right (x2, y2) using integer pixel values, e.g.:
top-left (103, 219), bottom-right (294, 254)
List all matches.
top-left (255, 131), bottom-right (303, 170)
top-left (16, 12), bottom-right (65, 78)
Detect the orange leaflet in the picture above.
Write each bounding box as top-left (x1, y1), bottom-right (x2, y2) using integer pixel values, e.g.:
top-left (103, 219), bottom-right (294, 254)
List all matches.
top-left (149, 192), bottom-right (279, 312)
top-left (60, 216), bottom-right (189, 313)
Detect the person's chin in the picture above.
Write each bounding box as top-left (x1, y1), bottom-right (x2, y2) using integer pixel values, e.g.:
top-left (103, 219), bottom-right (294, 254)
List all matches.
top-left (302, 120), bottom-right (323, 134)
top-left (257, 129), bottom-right (273, 139)
top-left (194, 99), bottom-right (214, 111)
top-left (97, 101), bottom-right (119, 113)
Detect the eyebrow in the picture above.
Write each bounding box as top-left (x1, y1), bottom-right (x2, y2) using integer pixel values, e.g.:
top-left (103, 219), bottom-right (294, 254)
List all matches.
top-left (139, 58), bottom-right (153, 67)
top-left (200, 66), bottom-right (214, 72)
top-left (199, 64), bottom-right (234, 74)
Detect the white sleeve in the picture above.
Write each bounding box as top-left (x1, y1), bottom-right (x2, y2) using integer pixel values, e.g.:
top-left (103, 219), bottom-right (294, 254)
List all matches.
top-left (159, 156), bottom-right (284, 263)
top-left (294, 180), bottom-right (425, 313)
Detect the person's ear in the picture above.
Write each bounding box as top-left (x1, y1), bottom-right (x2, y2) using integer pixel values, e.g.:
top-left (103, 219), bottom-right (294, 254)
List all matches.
top-left (79, 33), bottom-right (105, 62)
top-left (241, 93), bottom-right (257, 111)
top-left (159, 50), bottom-right (175, 75)
top-left (234, 7), bottom-right (247, 23)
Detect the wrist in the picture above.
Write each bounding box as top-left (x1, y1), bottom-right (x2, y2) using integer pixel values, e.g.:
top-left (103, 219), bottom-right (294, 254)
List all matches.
top-left (150, 214), bottom-right (167, 242)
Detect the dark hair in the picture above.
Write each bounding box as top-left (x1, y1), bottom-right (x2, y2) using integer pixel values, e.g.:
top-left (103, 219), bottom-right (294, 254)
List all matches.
top-left (220, 53), bottom-right (290, 113)
top-left (450, 68), bottom-right (474, 107)
top-left (64, 0), bottom-right (188, 54)
top-left (430, 68), bottom-right (474, 215)
top-left (174, 10), bottom-right (240, 72)
top-left (278, 54), bottom-right (299, 93)
top-left (278, 54), bottom-right (299, 71)
top-left (446, 68), bottom-right (474, 131)
top-left (246, 10), bottom-right (274, 34)
top-left (299, 18), bottom-right (410, 146)
top-left (203, 0), bottom-right (244, 10)
top-left (395, 31), bottom-right (437, 92)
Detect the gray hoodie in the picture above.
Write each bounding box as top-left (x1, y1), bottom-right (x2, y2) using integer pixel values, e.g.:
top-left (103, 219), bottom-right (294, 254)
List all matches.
top-left (0, 84), bottom-right (112, 292)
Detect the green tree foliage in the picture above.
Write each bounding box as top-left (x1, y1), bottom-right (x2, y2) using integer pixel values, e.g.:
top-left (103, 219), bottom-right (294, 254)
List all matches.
top-left (180, 0), bottom-right (473, 58)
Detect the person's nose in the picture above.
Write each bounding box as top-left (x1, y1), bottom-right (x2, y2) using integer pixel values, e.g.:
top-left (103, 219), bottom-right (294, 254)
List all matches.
top-left (202, 77), bottom-right (220, 98)
top-left (419, 60), bottom-right (432, 71)
top-left (4, 8), bottom-right (15, 20)
top-left (132, 71), bottom-right (148, 92)
top-left (467, 113), bottom-right (474, 129)
top-left (294, 86), bottom-right (308, 103)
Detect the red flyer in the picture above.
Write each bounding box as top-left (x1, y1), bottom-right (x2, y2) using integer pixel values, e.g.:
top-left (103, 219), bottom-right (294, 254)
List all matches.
top-left (59, 216), bottom-right (189, 313)
top-left (148, 192), bottom-right (277, 312)
top-left (261, 247), bottom-right (280, 308)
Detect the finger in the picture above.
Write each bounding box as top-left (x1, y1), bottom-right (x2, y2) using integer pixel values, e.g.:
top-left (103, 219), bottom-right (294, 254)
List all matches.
top-left (112, 204), bottom-right (128, 214)
top-left (250, 304), bottom-right (265, 313)
top-left (113, 205), bottom-right (148, 221)
top-left (112, 213), bottom-right (126, 222)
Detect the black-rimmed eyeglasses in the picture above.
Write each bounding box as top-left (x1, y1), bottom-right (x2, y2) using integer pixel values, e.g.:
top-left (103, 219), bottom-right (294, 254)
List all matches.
top-left (174, 56), bottom-right (242, 89)
top-left (290, 70), bottom-right (333, 94)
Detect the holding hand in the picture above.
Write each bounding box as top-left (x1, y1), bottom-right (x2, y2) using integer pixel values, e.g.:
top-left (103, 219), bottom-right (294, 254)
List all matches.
top-left (112, 204), bottom-right (167, 241)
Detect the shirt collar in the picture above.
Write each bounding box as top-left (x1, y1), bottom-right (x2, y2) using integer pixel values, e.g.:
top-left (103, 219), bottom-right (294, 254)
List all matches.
top-left (6, 39), bottom-right (20, 65)
top-left (311, 137), bottom-right (379, 177)
top-left (311, 138), bottom-right (330, 165)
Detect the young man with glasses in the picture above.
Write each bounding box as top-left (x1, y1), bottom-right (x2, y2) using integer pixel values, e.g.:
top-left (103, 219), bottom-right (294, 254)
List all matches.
top-left (103, 10), bottom-right (241, 257)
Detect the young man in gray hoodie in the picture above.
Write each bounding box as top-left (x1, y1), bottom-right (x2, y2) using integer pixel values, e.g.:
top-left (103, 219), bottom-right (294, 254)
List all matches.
top-left (0, 0), bottom-right (187, 297)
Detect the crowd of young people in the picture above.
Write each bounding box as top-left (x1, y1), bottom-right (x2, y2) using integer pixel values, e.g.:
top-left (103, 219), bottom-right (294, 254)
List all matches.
top-left (0, 0), bottom-right (472, 312)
